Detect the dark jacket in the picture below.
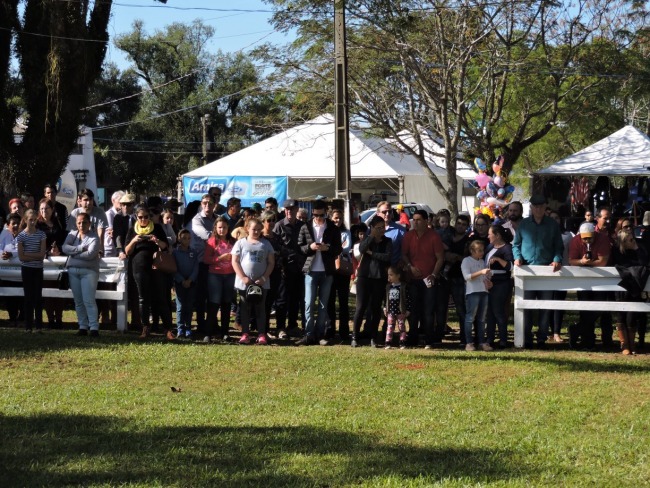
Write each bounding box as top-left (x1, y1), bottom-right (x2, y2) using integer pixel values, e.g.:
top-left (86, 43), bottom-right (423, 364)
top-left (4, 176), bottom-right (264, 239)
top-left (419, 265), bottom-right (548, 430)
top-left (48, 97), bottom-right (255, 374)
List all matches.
top-left (486, 242), bottom-right (514, 283)
top-left (356, 235), bottom-right (392, 280)
top-left (274, 217), bottom-right (306, 273)
top-left (298, 219), bottom-right (342, 275)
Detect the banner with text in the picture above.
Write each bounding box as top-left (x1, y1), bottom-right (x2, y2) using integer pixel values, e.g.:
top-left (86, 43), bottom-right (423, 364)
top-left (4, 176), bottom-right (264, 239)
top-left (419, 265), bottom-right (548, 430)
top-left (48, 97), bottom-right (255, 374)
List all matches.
top-left (182, 176), bottom-right (288, 208)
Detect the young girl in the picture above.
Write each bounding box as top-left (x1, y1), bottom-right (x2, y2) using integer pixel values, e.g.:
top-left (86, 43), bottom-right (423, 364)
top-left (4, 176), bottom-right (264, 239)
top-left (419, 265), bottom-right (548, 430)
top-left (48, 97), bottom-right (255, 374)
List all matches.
top-left (384, 265), bottom-right (410, 349)
top-left (203, 217), bottom-right (236, 343)
top-left (173, 229), bottom-right (198, 339)
top-left (16, 209), bottom-right (47, 332)
top-left (231, 218), bottom-right (275, 345)
top-left (461, 240), bottom-right (493, 352)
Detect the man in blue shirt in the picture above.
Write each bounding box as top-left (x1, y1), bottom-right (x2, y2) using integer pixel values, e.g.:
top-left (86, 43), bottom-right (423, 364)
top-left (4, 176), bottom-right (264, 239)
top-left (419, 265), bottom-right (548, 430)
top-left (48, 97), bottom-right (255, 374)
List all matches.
top-left (512, 194), bottom-right (564, 348)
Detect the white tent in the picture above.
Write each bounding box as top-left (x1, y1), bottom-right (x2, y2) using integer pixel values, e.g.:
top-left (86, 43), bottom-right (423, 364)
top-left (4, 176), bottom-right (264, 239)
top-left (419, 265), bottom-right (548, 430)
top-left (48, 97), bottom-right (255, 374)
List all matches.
top-left (183, 114), bottom-right (471, 211)
top-left (536, 125), bottom-right (650, 176)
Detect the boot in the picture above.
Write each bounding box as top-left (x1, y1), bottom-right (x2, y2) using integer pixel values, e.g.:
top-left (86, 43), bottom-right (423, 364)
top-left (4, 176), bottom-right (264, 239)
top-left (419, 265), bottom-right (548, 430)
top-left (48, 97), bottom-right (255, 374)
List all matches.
top-left (616, 324), bottom-right (630, 355)
top-left (139, 325), bottom-right (150, 339)
top-left (628, 325), bottom-right (637, 355)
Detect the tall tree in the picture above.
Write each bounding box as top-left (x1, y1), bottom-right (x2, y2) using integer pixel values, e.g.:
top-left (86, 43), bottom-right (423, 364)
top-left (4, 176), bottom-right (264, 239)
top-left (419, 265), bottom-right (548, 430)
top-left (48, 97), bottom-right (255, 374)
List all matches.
top-left (265, 0), bottom-right (637, 214)
top-left (0, 0), bottom-right (112, 196)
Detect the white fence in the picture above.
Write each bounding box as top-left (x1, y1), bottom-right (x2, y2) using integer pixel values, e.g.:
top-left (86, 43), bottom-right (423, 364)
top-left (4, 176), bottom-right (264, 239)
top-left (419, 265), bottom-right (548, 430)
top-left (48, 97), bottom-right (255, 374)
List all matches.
top-left (513, 265), bottom-right (650, 348)
top-left (0, 256), bottom-right (128, 331)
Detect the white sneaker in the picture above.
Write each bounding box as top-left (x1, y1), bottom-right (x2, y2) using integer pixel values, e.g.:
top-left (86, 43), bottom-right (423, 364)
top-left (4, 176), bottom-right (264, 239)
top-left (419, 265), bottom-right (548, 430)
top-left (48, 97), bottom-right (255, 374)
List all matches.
top-left (202, 336), bottom-right (211, 344)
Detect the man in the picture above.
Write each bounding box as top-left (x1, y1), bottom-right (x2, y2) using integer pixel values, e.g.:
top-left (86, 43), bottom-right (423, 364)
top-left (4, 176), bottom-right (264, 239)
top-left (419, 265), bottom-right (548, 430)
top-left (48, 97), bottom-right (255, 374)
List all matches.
top-left (273, 199), bottom-right (306, 339)
top-left (296, 200), bottom-right (342, 345)
top-left (584, 210), bottom-right (594, 223)
top-left (512, 194), bottom-right (564, 348)
top-left (265, 197), bottom-right (278, 213)
top-left (208, 186), bottom-right (226, 215)
top-left (190, 194), bottom-right (216, 334)
top-left (67, 189), bottom-right (108, 254)
top-left (593, 206), bottom-right (615, 346)
top-left (568, 222), bottom-right (612, 350)
top-left (376, 201), bottom-right (406, 266)
top-left (401, 210), bottom-right (445, 348)
top-left (104, 191), bottom-right (125, 258)
top-left (503, 201), bottom-right (523, 236)
top-left (114, 193), bottom-right (139, 327)
top-left (44, 183), bottom-right (68, 230)
top-left (20, 192), bottom-right (34, 210)
top-left (437, 214), bottom-right (471, 345)
top-left (221, 197), bottom-right (242, 232)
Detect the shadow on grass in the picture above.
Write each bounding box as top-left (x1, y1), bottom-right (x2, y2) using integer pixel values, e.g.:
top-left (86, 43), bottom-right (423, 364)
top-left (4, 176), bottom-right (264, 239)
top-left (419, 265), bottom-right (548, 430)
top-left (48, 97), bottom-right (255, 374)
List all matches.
top-left (0, 413), bottom-right (537, 487)
top-left (415, 349), bottom-right (650, 374)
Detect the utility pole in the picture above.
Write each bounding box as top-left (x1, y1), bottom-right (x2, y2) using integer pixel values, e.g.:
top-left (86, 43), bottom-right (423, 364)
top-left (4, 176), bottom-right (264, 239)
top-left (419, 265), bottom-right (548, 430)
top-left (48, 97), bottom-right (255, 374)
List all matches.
top-left (201, 113), bottom-right (211, 166)
top-left (334, 0), bottom-right (351, 226)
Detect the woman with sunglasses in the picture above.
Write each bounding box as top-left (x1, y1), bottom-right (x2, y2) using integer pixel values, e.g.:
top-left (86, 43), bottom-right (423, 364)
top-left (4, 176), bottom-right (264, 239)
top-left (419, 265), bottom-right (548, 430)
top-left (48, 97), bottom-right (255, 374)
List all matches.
top-left (125, 205), bottom-right (174, 339)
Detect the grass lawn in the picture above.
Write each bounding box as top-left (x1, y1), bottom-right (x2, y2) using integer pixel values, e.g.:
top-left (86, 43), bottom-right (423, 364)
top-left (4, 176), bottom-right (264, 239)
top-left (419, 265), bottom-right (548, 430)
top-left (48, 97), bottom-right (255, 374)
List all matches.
top-left (1, 319), bottom-right (650, 487)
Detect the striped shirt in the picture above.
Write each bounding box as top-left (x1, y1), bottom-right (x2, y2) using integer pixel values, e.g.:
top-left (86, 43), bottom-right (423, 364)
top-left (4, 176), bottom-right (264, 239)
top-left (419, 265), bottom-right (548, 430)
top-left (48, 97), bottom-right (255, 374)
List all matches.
top-left (16, 230), bottom-right (46, 268)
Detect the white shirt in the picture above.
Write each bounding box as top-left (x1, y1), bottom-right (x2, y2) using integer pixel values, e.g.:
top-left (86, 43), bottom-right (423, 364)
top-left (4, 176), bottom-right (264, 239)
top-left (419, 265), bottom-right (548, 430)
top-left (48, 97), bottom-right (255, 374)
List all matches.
top-left (311, 222), bottom-right (326, 272)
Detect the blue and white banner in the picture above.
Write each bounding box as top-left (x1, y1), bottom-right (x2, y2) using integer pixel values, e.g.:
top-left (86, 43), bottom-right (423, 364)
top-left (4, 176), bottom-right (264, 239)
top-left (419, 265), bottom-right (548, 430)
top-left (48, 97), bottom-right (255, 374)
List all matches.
top-left (182, 175), bottom-right (288, 208)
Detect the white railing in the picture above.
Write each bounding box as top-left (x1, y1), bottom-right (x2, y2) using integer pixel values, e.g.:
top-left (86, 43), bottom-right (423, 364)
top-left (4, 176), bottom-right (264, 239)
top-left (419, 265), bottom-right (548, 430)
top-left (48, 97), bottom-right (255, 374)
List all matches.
top-left (513, 265), bottom-right (650, 348)
top-left (0, 256), bottom-right (128, 331)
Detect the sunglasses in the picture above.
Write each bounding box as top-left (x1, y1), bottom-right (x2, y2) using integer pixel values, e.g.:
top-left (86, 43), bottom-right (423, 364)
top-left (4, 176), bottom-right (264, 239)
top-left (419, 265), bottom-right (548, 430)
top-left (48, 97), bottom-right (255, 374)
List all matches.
top-left (137, 215), bottom-right (149, 220)
top-left (379, 210), bottom-right (390, 215)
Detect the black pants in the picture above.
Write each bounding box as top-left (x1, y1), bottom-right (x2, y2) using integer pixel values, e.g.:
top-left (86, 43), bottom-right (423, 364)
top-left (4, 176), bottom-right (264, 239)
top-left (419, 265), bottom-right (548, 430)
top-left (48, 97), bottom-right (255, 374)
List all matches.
top-left (21, 266), bottom-right (44, 330)
top-left (576, 290), bottom-right (609, 349)
top-left (275, 268), bottom-right (304, 330)
top-left (352, 276), bottom-right (384, 340)
top-left (327, 272), bottom-right (351, 339)
top-left (132, 266), bottom-right (172, 329)
top-left (194, 263), bottom-right (209, 333)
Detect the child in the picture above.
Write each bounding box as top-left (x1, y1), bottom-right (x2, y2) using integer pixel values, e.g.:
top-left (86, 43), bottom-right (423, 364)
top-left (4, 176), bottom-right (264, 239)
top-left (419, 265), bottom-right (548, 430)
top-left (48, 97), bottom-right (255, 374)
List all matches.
top-left (16, 209), bottom-right (47, 332)
top-left (461, 240), bottom-right (493, 352)
top-left (173, 229), bottom-right (198, 339)
top-left (384, 265), bottom-right (410, 349)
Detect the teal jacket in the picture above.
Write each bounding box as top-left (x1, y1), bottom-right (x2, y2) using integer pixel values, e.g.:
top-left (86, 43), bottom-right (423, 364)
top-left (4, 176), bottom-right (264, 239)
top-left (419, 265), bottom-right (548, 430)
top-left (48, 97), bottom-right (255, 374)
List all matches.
top-left (512, 215), bottom-right (564, 265)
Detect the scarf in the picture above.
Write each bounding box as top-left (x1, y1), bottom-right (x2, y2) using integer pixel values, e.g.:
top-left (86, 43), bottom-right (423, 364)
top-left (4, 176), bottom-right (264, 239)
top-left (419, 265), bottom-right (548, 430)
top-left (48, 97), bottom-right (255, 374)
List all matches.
top-left (134, 221), bottom-right (154, 236)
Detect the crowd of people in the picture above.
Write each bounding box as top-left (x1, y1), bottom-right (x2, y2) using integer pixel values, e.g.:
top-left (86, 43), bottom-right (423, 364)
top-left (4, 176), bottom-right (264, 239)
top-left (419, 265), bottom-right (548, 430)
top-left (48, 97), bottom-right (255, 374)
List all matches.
top-left (1, 185), bottom-right (648, 355)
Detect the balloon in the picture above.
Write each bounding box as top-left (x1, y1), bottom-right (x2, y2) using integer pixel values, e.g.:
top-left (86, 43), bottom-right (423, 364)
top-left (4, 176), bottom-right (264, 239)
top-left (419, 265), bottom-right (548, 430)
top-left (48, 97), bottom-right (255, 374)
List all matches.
top-left (487, 197), bottom-right (498, 207)
top-left (477, 190), bottom-right (487, 200)
top-left (492, 162), bottom-right (501, 176)
top-left (474, 157), bottom-right (486, 172)
top-left (497, 188), bottom-right (505, 198)
top-left (475, 173), bottom-right (492, 189)
top-left (505, 185), bottom-right (515, 194)
top-left (494, 175), bottom-right (504, 187)
top-left (505, 193), bottom-right (513, 203)
top-left (487, 181), bottom-right (497, 197)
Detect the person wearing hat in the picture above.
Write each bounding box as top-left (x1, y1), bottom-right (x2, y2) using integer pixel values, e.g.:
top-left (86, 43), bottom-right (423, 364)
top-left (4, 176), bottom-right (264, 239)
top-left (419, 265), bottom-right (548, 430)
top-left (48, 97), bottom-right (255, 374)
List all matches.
top-left (396, 204), bottom-right (410, 228)
top-left (273, 198), bottom-right (307, 339)
top-left (567, 222), bottom-right (612, 350)
top-left (512, 194), bottom-right (564, 348)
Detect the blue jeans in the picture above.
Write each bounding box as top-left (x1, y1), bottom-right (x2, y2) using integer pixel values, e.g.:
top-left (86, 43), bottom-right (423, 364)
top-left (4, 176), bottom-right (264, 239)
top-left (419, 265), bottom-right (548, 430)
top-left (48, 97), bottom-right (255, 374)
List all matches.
top-left (523, 289), bottom-right (552, 344)
top-left (486, 279), bottom-right (512, 344)
top-left (465, 292), bottom-right (488, 345)
top-left (174, 281), bottom-right (196, 329)
top-left (68, 267), bottom-right (99, 331)
top-left (450, 278), bottom-right (467, 343)
top-left (207, 273), bottom-right (235, 304)
top-left (304, 271), bottom-right (333, 339)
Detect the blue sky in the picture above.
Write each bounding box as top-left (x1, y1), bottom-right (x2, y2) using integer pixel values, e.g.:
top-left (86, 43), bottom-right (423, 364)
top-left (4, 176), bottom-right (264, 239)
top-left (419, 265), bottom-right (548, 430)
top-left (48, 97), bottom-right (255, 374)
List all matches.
top-left (105, 0), bottom-right (292, 70)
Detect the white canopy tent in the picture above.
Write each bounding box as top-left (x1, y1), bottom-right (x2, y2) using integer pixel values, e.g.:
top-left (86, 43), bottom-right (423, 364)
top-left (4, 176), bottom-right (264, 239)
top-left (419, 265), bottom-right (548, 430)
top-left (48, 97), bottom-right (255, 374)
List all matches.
top-left (536, 125), bottom-right (650, 176)
top-left (183, 114), bottom-right (472, 211)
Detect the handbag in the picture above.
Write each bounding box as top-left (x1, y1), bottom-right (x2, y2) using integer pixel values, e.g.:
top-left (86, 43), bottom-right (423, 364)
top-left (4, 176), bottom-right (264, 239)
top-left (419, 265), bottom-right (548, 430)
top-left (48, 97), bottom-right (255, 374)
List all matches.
top-left (335, 254), bottom-right (354, 276)
top-left (152, 250), bottom-right (177, 274)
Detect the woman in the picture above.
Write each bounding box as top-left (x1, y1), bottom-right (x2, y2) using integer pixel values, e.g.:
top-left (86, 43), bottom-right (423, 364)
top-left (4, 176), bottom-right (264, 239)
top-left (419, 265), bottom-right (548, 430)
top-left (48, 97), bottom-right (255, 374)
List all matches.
top-left (612, 228), bottom-right (648, 355)
top-left (351, 215), bottom-right (392, 347)
top-left (468, 215), bottom-right (491, 248)
top-left (16, 209), bottom-right (47, 332)
top-left (1, 213), bottom-right (24, 325)
top-left (549, 210), bottom-right (574, 342)
top-left (327, 208), bottom-right (352, 340)
top-left (124, 205), bottom-right (174, 339)
top-left (8, 198), bottom-right (23, 217)
top-left (63, 212), bottom-right (101, 336)
top-left (260, 210), bottom-right (282, 336)
top-left (203, 216), bottom-right (237, 343)
top-left (161, 209), bottom-right (178, 248)
top-left (37, 198), bottom-right (67, 329)
top-left (485, 224), bottom-right (514, 348)
top-left (232, 218), bottom-right (275, 345)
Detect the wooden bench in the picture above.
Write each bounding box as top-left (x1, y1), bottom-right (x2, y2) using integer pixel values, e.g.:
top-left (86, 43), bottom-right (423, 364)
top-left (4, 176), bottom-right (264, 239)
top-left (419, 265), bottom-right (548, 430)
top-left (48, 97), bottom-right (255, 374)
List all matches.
top-left (0, 256), bottom-right (128, 331)
top-left (513, 265), bottom-right (650, 348)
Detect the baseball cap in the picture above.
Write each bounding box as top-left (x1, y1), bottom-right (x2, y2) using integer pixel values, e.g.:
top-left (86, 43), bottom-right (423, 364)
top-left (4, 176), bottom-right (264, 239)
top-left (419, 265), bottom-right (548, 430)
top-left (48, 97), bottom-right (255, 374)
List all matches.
top-left (579, 222), bottom-right (595, 237)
